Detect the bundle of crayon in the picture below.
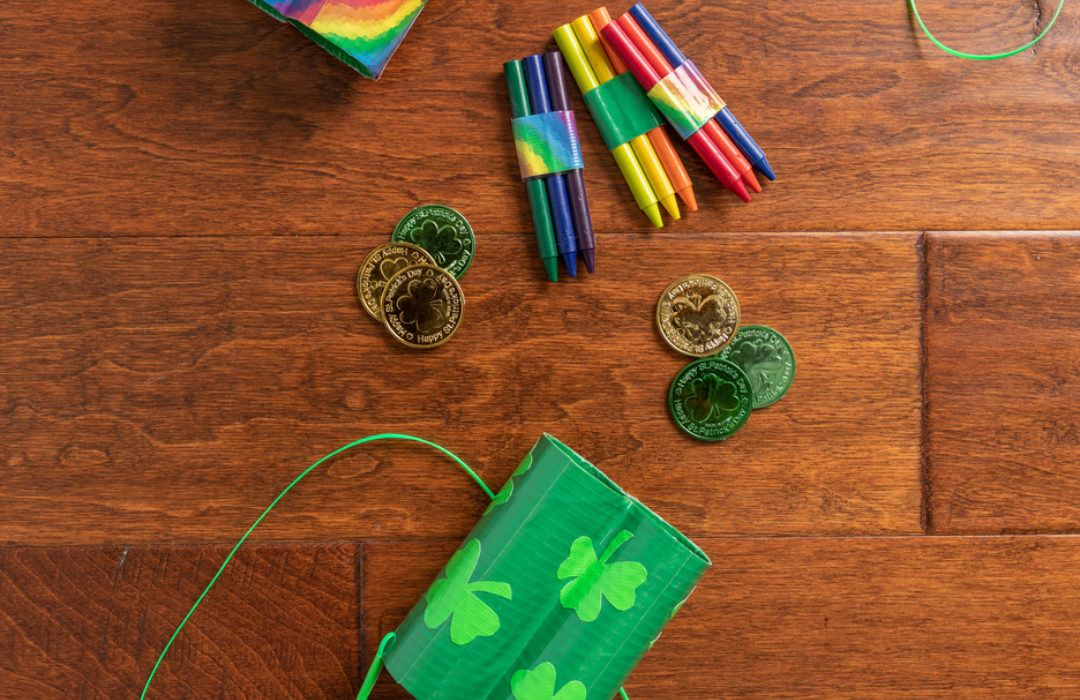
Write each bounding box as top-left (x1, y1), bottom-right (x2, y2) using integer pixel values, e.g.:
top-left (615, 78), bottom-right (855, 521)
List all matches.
top-left (505, 53), bottom-right (596, 281)
top-left (598, 3), bottom-right (774, 201)
top-left (554, 12), bottom-right (694, 228)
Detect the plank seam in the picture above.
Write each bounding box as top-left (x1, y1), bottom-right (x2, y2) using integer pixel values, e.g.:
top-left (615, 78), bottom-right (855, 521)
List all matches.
top-left (918, 231), bottom-right (933, 535)
top-left (355, 540), bottom-right (365, 695)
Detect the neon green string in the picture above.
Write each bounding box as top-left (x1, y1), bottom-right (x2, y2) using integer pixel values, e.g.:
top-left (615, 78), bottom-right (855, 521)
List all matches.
top-left (140, 433), bottom-right (631, 700)
top-left (140, 434), bottom-right (491, 699)
top-left (909, 0), bottom-right (1065, 59)
top-left (355, 631), bottom-right (396, 700)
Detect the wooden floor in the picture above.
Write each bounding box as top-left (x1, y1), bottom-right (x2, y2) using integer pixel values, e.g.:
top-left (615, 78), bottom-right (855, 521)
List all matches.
top-left (2, 0), bottom-right (1080, 697)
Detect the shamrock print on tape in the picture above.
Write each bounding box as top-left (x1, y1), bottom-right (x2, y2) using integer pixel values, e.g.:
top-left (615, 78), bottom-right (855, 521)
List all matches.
top-left (423, 539), bottom-right (511, 645)
top-left (557, 530), bottom-right (647, 622)
top-left (510, 662), bottom-right (586, 700)
top-left (684, 372), bottom-right (741, 423)
top-left (484, 452), bottom-right (534, 515)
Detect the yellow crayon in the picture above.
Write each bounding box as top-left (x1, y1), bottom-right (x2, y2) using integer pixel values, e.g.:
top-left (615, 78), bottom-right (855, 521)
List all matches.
top-left (553, 23), bottom-right (664, 228)
top-left (571, 15), bottom-right (680, 221)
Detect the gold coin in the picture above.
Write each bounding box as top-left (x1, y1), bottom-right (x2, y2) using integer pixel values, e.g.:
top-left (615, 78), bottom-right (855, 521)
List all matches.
top-left (357, 242), bottom-right (437, 320)
top-left (381, 264), bottom-right (464, 349)
top-left (656, 274), bottom-right (741, 357)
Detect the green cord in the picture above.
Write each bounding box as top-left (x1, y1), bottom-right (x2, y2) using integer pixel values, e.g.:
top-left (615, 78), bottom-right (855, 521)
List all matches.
top-left (355, 631), bottom-right (397, 700)
top-left (140, 433), bottom-right (631, 699)
top-left (139, 434), bottom-right (491, 699)
top-left (909, 0), bottom-right (1065, 59)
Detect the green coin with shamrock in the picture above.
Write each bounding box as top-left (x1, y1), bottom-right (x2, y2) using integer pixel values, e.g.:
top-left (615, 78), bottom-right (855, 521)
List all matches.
top-left (391, 204), bottom-right (475, 278)
top-left (717, 325), bottom-right (796, 408)
top-left (668, 357), bottom-right (753, 441)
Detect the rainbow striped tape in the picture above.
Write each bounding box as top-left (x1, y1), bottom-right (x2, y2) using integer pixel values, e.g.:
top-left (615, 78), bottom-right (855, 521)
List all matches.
top-left (646, 60), bottom-right (726, 140)
top-left (250, 0), bottom-right (426, 79)
top-left (511, 110), bottom-right (584, 180)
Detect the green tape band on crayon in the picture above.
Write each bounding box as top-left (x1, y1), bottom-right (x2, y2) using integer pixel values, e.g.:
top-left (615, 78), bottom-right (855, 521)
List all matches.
top-left (582, 71), bottom-right (664, 151)
top-left (383, 433), bottom-right (710, 700)
top-left (511, 110), bottom-right (585, 180)
top-left (646, 60), bottom-right (726, 141)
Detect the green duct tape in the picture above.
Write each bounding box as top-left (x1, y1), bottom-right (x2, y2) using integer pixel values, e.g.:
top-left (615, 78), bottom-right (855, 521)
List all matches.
top-left (384, 433), bottom-right (710, 700)
top-left (583, 72), bottom-right (665, 151)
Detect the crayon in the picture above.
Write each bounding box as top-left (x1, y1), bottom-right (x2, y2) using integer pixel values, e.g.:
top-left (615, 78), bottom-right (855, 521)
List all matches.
top-left (543, 51), bottom-right (596, 274)
top-left (504, 59), bottom-right (560, 282)
top-left (617, 13), bottom-right (760, 194)
top-left (629, 2), bottom-right (775, 180)
top-left (570, 15), bottom-right (680, 221)
top-left (553, 24), bottom-right (664, 228)
top-left (587, 7), bottom-right (697, 212)
top-left (600, 19), bottom-right (750, 202)
top-left (524, 55), bottom-right (579, 278)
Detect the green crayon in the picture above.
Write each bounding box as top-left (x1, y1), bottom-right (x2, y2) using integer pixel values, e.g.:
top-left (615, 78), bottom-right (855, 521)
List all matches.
top-left (505, 59), bottom-right (560, 282)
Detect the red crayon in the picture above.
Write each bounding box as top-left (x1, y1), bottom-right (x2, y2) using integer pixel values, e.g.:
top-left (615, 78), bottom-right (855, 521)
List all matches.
top-left (616, 14), bottom-right (760, 194)
top-left (599, 20), bottom-right (750, 203)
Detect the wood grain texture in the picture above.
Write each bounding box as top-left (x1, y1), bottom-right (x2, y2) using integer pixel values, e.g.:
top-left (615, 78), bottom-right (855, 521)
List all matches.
top-left (1, 0), bottom-right (1079, 237)
top-left (0, 233), bottom-right (922, 545)
top-left (362, 536), bottom-right (1080, 699)
top-left (0, 543), bottom-right (361, 698)
top-left (926, 232), bottom-right (1080, 534)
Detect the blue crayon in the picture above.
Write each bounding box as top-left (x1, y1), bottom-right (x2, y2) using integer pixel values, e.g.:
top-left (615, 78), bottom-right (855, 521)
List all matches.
top-left (523, 54), bottom-right (578, 278)
top-left (629, 2), bottom-right (775, 180)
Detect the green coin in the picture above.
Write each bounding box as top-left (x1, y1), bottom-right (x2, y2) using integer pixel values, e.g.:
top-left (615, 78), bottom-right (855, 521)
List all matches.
top-left (668, 357), bottom-right (753, 441)
top-left (717, 325), bottom-right (796, 408)
top-left (391, 205), bottom-right (475, 278)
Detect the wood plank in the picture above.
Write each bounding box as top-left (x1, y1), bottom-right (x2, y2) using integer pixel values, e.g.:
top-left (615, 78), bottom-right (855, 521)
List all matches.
top-left (1, 0), bottom-right (1078, 237)
top-left (0, 543), bottom-right (361, 697)
top-left (362, 535), bottom-right (1080, 699)
top-left (0, 233), bottom-right (922, 545)
top-left (926, 232), bottom-right (1080, 534)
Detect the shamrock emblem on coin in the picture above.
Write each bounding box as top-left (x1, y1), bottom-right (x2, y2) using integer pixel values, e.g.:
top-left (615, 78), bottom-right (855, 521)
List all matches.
top-left (728, 338), bottom-right (784, 394)
top-left (408, 219), bottom-right (465, 269)
top-left (557, 530), bottom-right (647, 623)
top-left (671, 293), bottom-right (731, 345)
top-left (378, 255), bottom-right (412, 288)
top-left (684, 372), bottom-right (740, 422)
top-left (423, 539), bottom-right (512, 645)
top-left (510, 662), bottom-right (586, 700)
top-left (396, 277), bottom-right (448, 334)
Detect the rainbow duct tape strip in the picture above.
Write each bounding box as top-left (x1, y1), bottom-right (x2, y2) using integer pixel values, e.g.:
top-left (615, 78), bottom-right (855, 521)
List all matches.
top-left (647, 61), bottom-right (725, 140)
top-left (511, 110), bottom-right (585, 180)
top-left (248, 0), bottom-right (426, 79)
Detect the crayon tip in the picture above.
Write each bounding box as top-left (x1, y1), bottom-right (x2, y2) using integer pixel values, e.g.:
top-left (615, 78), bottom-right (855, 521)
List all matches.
top-left (542, 256), bottom-right (559, 282)
top-left (754, 156), bottom-right (776, 181)
top-left (643, 203), bottom-right (664, 228)
top-left (561, 251), bottom-right (578, 278)
top-left (581, 247), bottom-right (596, 274)
top-left (677, 186), bottom-right (698, 212)
top-left (742, 169), bottom-right (762, 193)
top-left (660, 195), bottom-right (681, 220)
top-left (730, 179), bottom-right (752, 203)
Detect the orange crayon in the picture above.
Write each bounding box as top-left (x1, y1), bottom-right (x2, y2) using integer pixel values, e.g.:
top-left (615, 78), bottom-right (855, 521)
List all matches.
top-left (589, 7), bottom-right (697, 211)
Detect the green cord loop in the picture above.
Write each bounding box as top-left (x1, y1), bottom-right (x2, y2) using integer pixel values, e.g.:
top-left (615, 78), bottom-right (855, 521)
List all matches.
top-left (140, 433), bottom-right (630, 699)
top-left (909, 0), bottom-right (1065, 59)
top-left (356, 632), bottom-right (397, 700)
